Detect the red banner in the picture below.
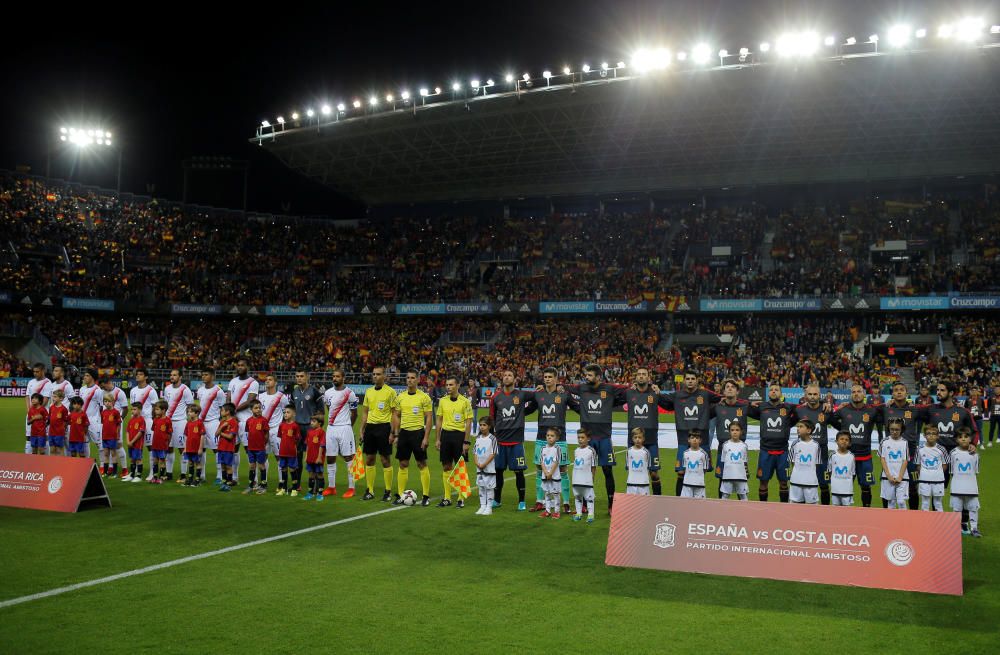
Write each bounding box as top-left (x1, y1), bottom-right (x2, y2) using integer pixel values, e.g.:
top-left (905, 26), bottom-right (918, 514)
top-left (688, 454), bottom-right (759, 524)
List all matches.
top-left (606, 494), bottom-right (962, 595)
top-left (0, 453), bottom-right (111, 513)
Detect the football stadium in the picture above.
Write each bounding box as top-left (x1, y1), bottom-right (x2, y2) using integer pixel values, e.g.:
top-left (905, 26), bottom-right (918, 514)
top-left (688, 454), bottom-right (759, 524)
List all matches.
top-left (2, 4), bottom-right (1000, 653)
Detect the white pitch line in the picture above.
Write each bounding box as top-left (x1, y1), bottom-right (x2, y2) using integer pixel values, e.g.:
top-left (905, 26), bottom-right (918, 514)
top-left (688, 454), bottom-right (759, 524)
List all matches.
top-left (0, 504), bottom-right (406, 610)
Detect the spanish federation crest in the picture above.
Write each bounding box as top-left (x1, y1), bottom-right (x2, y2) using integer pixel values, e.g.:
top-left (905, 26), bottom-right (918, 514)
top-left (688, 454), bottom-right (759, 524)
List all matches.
top-left (653, 517), bottom-right (676, 549)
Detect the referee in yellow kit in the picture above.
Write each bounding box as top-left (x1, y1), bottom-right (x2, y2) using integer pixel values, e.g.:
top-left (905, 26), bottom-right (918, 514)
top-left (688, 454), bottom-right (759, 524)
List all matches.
top-left (359, 366), bottom-right (398, 501)
top-left (435, 376), bottom-right (474, 508)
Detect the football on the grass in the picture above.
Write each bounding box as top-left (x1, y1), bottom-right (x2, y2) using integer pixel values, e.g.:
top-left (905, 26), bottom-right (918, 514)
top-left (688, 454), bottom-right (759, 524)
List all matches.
top-left (401, 490), bottom-right (418, 505)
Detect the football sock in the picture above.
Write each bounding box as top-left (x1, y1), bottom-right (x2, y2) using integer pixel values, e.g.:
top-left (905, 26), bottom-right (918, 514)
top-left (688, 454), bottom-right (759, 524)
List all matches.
top-left (485, 488), bottom-right (494, 508)
top-left (327, 462), bottom-right (337, 488)
top-left (117, 447), bottom-right (127, 469)
top-left (232, 450), bottom-right (240, 482)
top-left (821, 488), bottom-right (831, 505)
top-left (383, 466), bottom-right (393, 494)
top-left (515, 471), bottom-right (526, 502)
top-left (495, 468), bottom-right (506, 501)
top-left (294, 454), bottom-right (304, 486)
top-left (346, 462), bottom-right (355, 489)
top-left (159, 466), bottom-right (166, 479)
top-left (561, 476), bottom-right (570, 504)
top-left (778, 483), bottom-right (789, 503)
top-left (962, 509), bottom-right (970, 526)
top-left (259, 464), bottom-right (268, 487)
top-left (367, 463), bottom-right (376, 492)
top-left (908, 481), bottom-right (919, 510)
top-left (861, 488), bottom-right (872, 507)
top-left (419, 467), bottom-right (431, 496)
top-left (968, 508), bottom-right (979, 530)
top-left (758, 485), bottom-right (769, 502)
top-left (738, 493), bottom-right (748, 500)
top-left (535, 473), bottom-right (544, 502)
top-left (136, 463), bottom-right (143, 477)
top-left (397, 467), bottom-right (409, 495)
top-left (675, 477), bottom-right (684, 496)
top-left (651, 477), bottom-right (662, 496)
top-left (215, 452), bottom-right (222, 480)
top-left (280, 469), bottom-right (287, 490)
top-left (442, 472), bottom-right (452, 499)
top-left (602, 466), bottom-right (615, 499)
top-left (882, 499), bottom-right (889, 509)
top-left (24, 439), bottom-right (31, 455)
top-left (249, 469), bottom-right (256, 487)
top-left (575, 495), bottom-right (583, 515)
top-left (195, 467), bottom-right (202, 480)
top-left (165, 451), bottom-right (174, 474)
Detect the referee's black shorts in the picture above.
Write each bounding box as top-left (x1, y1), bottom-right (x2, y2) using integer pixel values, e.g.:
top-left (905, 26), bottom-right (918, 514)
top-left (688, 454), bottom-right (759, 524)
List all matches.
top-left (362, 423), bottom-right (392, 457)
top-left (396, 428), bottom-right (427, 462)
top-left (439, 429), bottom-right (465, 464)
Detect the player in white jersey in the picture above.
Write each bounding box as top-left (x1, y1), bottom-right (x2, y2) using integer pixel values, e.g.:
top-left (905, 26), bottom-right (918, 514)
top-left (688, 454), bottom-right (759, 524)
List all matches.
top-left (162, 369), bottom-right (194, 480)
top-left (950, 429), bottom-right (981, 537)
top-left (257, 373), bottom-right (288, 487)
top-left (572, 428), bottom-right (597, 523)
top-left (77, 369), bottom-right (104, 461)
top-left (540, 427), bottom-right (566, 517)
top-left (130, 370), bottom-right (159, 479)
top-left (680, 431), bottom-right (711, 498)
top-left (879, 419), bottom-right (910, 509)
top-left (25, 363), bottom-right (52, 453)
top-left (473, 417), bottom-right (498, 515)
top-left (322, 369), bottom-right (359, 497)
top-left (50, 365), bottom-right (75, 408)
top-left (916, 425), bottom-right (948, 511)
top-left (827, 432), bottom-right (856, 506)
top-left (789, 420), bottom-right (821, 504)
top-left (717, 422), bottom-right (749, 500)
top-left (197, 367), bottom-right (226, 481)
top-left (227, 358), bottom-right (259, 484)
top-left (100, 377), bottom-right (130, 477)
top-left (625, 428), bottom-right (651, 496)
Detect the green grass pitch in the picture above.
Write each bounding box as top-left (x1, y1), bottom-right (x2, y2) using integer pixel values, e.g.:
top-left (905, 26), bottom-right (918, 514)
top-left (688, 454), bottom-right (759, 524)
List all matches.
top-left (0, 398), bottom-right (997, 654)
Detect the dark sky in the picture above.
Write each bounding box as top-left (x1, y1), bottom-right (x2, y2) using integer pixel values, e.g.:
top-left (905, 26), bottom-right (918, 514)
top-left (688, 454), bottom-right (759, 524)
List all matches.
top-left (2, 0), bottom-right (992, 215)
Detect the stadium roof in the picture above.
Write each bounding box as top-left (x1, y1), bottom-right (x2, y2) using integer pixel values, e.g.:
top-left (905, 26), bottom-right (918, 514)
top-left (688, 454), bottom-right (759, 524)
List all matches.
top-left (254, 47), bottom-right (1000, 205)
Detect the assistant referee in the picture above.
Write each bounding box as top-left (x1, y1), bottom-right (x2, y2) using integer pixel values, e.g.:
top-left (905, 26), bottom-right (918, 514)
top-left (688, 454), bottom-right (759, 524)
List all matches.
top-left (359, 366), bottom-right (397, 502)
top-left (435, 376), bottom-right (473, 508)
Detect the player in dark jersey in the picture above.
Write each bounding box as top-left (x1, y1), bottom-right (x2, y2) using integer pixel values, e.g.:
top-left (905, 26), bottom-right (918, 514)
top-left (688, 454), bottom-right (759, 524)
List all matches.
top-left (488, 370), bottom-right (537, 511)
top-left (626, 367), bottom-right (673, 495)
top-left (654, 370), bottom-right (720, 496)
top-left (748, 383), bottom-right (798, 503)
top-left (828, 384), bottom-right (884, 507)
top-left (794, 384), bottom-right (833, 505)
top-left (883, 381), bottom-right (926, 509)
top-left (709, 379), bottom-right (749, 498)
top-left (529, 367), bottom-right (578, 512)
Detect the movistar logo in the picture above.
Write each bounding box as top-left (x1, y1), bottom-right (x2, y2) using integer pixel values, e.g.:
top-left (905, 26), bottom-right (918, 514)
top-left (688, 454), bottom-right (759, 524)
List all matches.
top-left (543, 456), bottom-right (555, 466)
top-left (798, 453), bottom-right (813, 464)
top-left (683, 406), bottom-right (698, 417)
top-left (476, 446), bottom-right (486, 456)
top-left (501, 406), bottom-right (516, 418)
top-left (888, 450), bottom-right (902, 460)
top-left (766, 417), bottom-right (782, 429)
top-left (633, 404), bottom-right (649, 416)
top-left (958, 462), bottom-right (972, 472)
top-left (542, 404), bottom-right (556, 416)
top-left (686, 459), bottom-right (699, 470)
top-left (631, 458), bottom-right (642, 469)
top-left (588, 400), bottom-right (602, 411)
top-left (835, 465), bottom-right (849, 475)
top-left (574, 457), bottom-right (584, 467)
top-left (723, 419), bottom-right (733, 430)
top-left (937, 421), bottom-right (954, 434)
top-left (923, 457), bottom-right (938, 467)
top-left (849, 424), bottom-right (865, 435)
top-left (729, 452), bottom-right (741, 462)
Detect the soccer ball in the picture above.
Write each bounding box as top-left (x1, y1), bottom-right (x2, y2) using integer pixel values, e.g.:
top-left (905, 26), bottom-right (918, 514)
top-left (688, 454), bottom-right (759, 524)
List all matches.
top-left (400, 490), bottom-right (418, 506)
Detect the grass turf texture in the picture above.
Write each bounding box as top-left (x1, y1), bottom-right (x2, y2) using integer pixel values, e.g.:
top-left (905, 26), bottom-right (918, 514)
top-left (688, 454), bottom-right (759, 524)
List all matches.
top-left (0, 398), bottom-right (996, 654)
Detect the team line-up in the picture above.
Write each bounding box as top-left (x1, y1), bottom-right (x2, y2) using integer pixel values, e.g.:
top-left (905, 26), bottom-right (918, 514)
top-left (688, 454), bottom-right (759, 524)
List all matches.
top-left (20, 361), bottom-right (983, 534)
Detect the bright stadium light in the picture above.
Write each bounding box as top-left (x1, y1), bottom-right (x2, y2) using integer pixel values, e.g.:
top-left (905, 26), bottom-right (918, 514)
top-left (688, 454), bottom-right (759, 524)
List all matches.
top-left (385, 94), bottom-right (394, 103)
top-left (60, 127), bottom-right (67, 134)
top-left (992, 25), bottom-right (1000, 34)
top-left (868, 34), bottom-right (879, 43)
top-left (353, 99), bottom-right (362, 108)
top-left (718, 49), bottom-right (729, 57)
top-left (321, 104), bottom-right (331, 115)
top-left (290, 112), bottom-right (299, 120)
top-left (542, 70), bottom-right (552, 78)
top-left (336, 102), bottom-right (346, 112)
top-left (369, 96), bottom-right (378, 106)
top-left (600, 61), bottom-right (609, 70)
top-left (419, 87), bottom-right (429, 96)
top-left (616, 61), bottom-right (626, 68)
top-left (676, 50), bottom-right (687, 61)
top-left (470, 79), bottom-right (480, 88)
top-left (60, 135), bottom-right (67, 141)
top-left (451, 82), bottom-right (461, 91)
top-left (845, 36), bottom-right (857, 45)
top-left (261, 120), bottom-right (270, 128)
top-left (938, 24), bottom-right (954, 38)
top-left (956, 17), bottom-right (984, 41)
top-left (692, 43), bottom-right (712, 64)
top-left (504, 73), bottom-right (514, 83)
top-left (562, 66), bottom-right (571, 75)
top-left (306, 108), bottom-right (315, 117)
top-left (401, 91), bottom-right (410, 100)
top-left (824, 35), bottom-right (836, 46)
top-left (739, 47), bottom-right (750, 56)
top-left (522, 73), bottom-right (530, 81)
top-left (776, 31), bottom-right (820, 57)
top-left (759, 41), bottom-right (771, 52)
top-left (276, 116), bottom-right (285, 124)
top-left (434, 86), bottom-right (442, 94)
top-left (582, 63), bottom-right (591, 73)
top-left (888, 24), bottom-right (911, 47)
top-left (915, 28), bottom-right (927, 38)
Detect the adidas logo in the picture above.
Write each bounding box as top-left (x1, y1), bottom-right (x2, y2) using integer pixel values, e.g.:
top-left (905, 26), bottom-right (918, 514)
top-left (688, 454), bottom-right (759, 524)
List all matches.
top-left (361, 306), bottom-right (372, 314)
top-left (655, 301), bottom-right (666, 311)
top-left (247, 306), bottom-right (259, 315)
top-left (519, 304), bottom-right (531, 312)
top-left (748, 391), bottom-right (762, 401)
top-left (20, 296), bottom-right (31, 304)
top-left (499, 304), bottom-right (511, 312)
top-left (41, 297), bottom-right (54, 307)
top-left (830, 299), bottom-right (843, 309)
top-left (855, 299), bottom-right (869, 309)
top-left (229, 306), bottom-right (240, 314)
top-left (677, 302), bottom-right (690, 311)
top-left (377, 305), bottom-right (389, 314)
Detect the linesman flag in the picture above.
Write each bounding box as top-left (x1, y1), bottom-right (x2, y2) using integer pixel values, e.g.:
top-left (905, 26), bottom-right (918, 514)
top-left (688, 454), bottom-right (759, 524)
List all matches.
top-left (350, 446), bottom-right (366, 481)
top-left (447, 459), bottom-right (472, 500)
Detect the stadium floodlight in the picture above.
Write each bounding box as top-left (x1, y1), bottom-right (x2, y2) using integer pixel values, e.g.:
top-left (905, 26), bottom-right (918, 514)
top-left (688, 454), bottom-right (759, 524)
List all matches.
top-left (419, 87), bottom-right (429, 96)
top-left (261, 120), bottom-right (270, 127)
top-left (600, 61), bottom-right (609, 70)
top-left (937, 24), bottom-right (953, 38)
top-left (291, 112), bottom-right (299, 120)
top-left (617, 61), bottom-right (626, 68)
top-left (60, 127), bottom-right (67, 134)
top-left (470, 79), bottom-right (480, 89)
top-left (915, 28), bottom-right (927, 38)
top-left (692, 43), bottom-right (712, 64)
top-left (562, 66), bottom-right (571, 75)
top-left (336, 102), bottom-right (346, 112)
top-left (868, 34), bottom-right (879, 43)
top-left (776, 31), bottom-right (820, 57)
top-left (888, 24), bottom-right (911, 47)
top-left (824, 35), bottom-right (836, 46)
top-left (276, 116), bottom-right (285, 124)
top-left (676, 50), bottom-right (687, 61)
top-left (759, 41), bottom-right (771, 52)
top-left (352, 99), bottom-right (362, 108)
top-left (434, 87), bottom-right (442, 94)
top-left (845, 36), bottom-right (857, 45)
top-left (718, 49), bottom-right (729, 57)
top-left (739, 47), bottom-right (750, 56)
top-left (956, 17), bottom-right (984, 41)
top-left (321, 104), bottom-right (331, 115)
top-left (60, 135), bottom-right (67, 141)
top-left (451, 82), bottom-right (461, 91)
top-left (522, 73), bottom-right (530, 81)
top-left (542, 70), bottom-right (552, 78)
top-left (401, 91), bottom-right (410, 100)
top-left (504, 73), bottom-right (514, 83)
top-left (632, 47), bottom-right (670, 73)
top-left (385, 94), bottom-right (394, 103)
top-left (485, 79), bottom-right (494, 87)
top-left (582, 64), bottom-right (590, 73)
top-left (369, 96), bottom-right (378, 106)
top-left (992, 25), bottom-right (1000, 34)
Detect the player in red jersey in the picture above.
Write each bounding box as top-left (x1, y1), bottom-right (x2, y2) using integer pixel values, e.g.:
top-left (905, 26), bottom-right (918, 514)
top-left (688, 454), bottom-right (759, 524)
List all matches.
top-left (48, 389), bottom-right (69, 456)
top-left (100, 394), bottom-right (123, 476)
top-left (67, 397), bottom-right (90, 458)
top-left (27, 393), bottom-right (49, 455)
top-left (276, 407), bottom-right (301, 496)
top-left (243, 401), bottom-right (270, 495)
top-left (215, 403), bottom-right (239, 492)
top-left (125, 402), bottom-right (147, 482)
top-left (303, 415), bottom-right (327, 501)
top-left (150, 401), bottom-right (173, 484)
top-left (182, 406), bottom-right (207, 487)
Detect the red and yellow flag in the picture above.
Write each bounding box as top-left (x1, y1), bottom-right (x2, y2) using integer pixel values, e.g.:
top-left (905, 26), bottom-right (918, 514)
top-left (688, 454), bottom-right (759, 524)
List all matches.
top-left (350, 447), bottom-right (366, 481)
top-left (447, 459), bottom-right (472, 500)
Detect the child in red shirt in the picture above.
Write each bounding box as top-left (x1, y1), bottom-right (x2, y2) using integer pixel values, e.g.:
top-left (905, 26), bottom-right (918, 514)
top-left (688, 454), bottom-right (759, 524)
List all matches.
top-left (67, 397), bottom-right (90, 458)
top-left (125, 402), bottom-right (147, 482)
top-left (303, 415), bottom-right (327, 501)
top-left (276, 407), bottom-right (301, 497)
top-left (215, 403), bottom-right (239, 491)
top-left (182, 406), bottom-right (206, 487)
top-left (48, 389), bottom-right (69, 455)
top-left (243, 400), bottom-right (269, 495)
top-left (150, 401), bottom-right (172, 484)
top-left (27, 393), bottom-right (48, 455)
top-left (100, 394), bottom-right (123, 476)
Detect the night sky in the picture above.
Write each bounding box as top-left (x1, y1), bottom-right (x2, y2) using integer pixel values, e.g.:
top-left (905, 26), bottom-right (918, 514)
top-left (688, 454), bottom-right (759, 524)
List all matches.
top-left (2, 0), bottom-right (991, 216)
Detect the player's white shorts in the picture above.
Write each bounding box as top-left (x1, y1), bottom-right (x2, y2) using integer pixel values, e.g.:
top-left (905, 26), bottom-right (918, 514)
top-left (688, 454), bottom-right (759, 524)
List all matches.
top-left (476, 472), bottom-right (496, 491)
top-left (238, 418), bottom-right (250, 446)
top-left (542, 479), bottom-right (562, 495)
top-left (326, 425), bottom-right (355, 457)
top-left (789, 484), bottom-right (819, 504)
top-left (572, 484), bottom-right (595, 502)
top-left (720, 480), bottom-right (748, 497)
top-left (918, 481), bottom-right (945, 498)
top-left (169, 420), bottom-right (186, 449)
top-left (681, 485), bottom-right (706, 499)
top-left (203, 420), bottom-right (220, 450)
top-left (831, 494), bottom-right (854, 506)
top-left (88, 425), bottom-right (102, 445)
top-left (139, 417), bottom-right (153, 446)
top-left (880, 479), bottom-right (909, 502)
top-left (626, 484), bottom-right (650, 496)
top-left (268, 428), bottom-right (281, 455)
top-left (950, 495), bottom-right (980, 512)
